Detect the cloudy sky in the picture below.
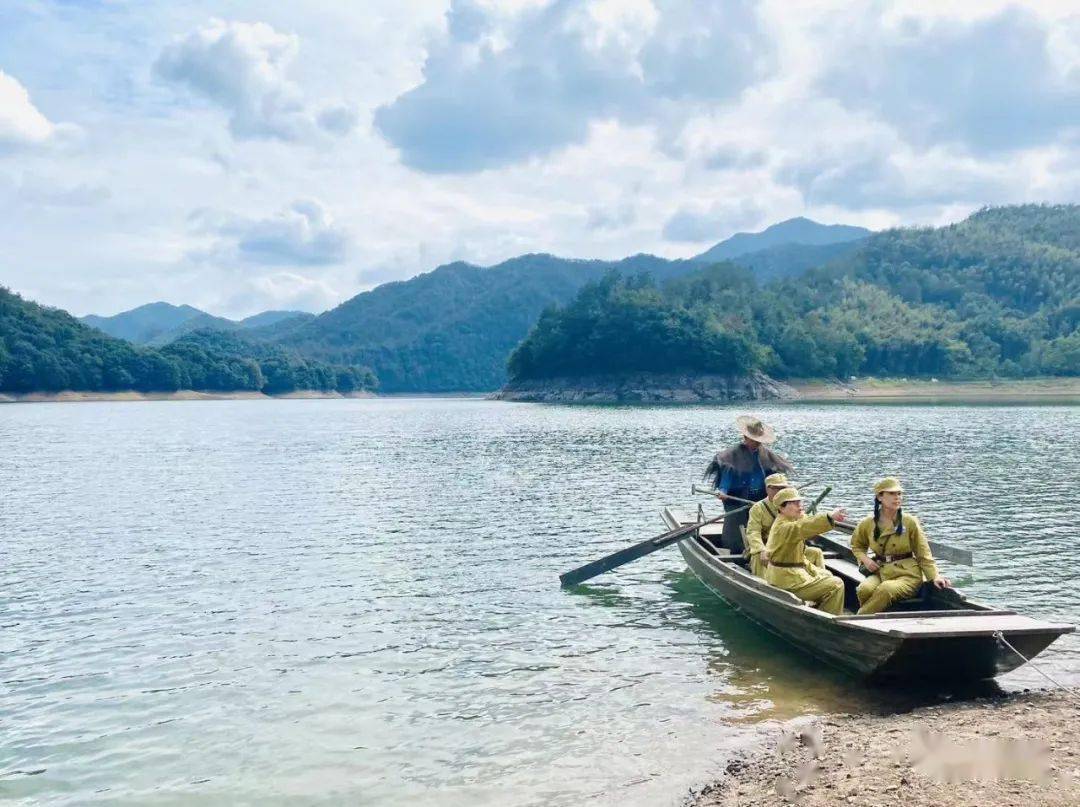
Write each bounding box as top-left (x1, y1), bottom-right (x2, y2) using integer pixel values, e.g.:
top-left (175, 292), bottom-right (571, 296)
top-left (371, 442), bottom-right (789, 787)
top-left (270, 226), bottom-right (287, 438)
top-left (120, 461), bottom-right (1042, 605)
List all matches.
top-left (3, 0), bottom-right (1079, 318)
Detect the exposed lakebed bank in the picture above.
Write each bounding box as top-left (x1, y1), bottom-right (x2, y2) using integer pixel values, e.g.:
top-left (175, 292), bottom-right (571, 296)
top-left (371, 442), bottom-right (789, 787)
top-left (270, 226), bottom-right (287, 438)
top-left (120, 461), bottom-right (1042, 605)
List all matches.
top-left (493, 374), bottom-right (1080, 405)
top-left (0, 389), bottom-right (377, 403)
top-left (491, 371), bottom-right (798, 403)
top-left (691, 688), bottom-right (1080, 807)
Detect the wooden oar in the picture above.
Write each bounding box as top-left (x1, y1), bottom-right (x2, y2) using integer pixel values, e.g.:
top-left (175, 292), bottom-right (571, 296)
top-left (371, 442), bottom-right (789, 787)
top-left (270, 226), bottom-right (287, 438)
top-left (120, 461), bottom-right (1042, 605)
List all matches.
top-left (691, 486), bottom-right (974, 566)
top-left (558, 502), bottom-right (752, 588)
top-left (807, 485), bottom-right (832, 514)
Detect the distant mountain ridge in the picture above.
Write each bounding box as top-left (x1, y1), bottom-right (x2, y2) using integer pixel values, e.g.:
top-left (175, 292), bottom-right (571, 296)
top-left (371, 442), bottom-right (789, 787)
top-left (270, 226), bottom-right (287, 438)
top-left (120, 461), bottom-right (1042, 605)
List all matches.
top-left (81, 303), bottom-right (313, 345)
top-left (77, 216), bottom-right (878, 392)
top-left (693, 217), bottom-right (871, 264)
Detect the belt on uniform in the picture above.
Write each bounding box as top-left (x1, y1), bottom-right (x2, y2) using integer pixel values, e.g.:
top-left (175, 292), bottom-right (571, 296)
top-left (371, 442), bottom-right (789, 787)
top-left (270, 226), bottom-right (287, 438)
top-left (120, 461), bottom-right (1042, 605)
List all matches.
top-left (769, 561), bottom-right (806, 568)
top-left (873, 552), bottom-right (913, 563)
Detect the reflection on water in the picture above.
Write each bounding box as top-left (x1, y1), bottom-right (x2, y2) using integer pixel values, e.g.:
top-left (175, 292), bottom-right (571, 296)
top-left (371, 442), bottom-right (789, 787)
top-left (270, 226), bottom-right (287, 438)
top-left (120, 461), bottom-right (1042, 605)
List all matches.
top-left (0, 398), bottom-right (1076, 806)
top-left (662, 572), bottom-right (1009, 722)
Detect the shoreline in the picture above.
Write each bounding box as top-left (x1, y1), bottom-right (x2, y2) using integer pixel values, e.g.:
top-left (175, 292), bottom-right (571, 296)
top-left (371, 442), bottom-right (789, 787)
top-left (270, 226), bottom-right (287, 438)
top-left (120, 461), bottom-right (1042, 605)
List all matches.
top-left (495, 375), bottom-right (1080, 405)
top-left (2, 378), bottom-right (1077, 405)
top-left (788, 377), bottom-right (1080, 404)
top-left (690, 688), bottom-right (1080, 806)
top-left (0, 390), bottom-right (377, 404)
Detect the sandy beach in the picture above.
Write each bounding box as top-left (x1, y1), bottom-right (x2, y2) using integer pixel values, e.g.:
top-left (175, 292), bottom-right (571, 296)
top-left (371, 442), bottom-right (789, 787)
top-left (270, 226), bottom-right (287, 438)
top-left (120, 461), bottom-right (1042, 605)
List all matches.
top-left (691, 689), bottom-right (1080, 807)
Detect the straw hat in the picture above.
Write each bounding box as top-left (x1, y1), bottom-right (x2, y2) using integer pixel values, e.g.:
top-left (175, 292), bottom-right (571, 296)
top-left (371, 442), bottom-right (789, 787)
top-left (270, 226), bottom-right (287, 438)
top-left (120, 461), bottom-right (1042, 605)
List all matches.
top-left (773, 487), bottom-right (802, 508)
top-left (873, 477), bottom-right (904, 494)
top-left (765, 473), bottom-right (790, 488)
top-left (735, 415), bottom-right (776, 445)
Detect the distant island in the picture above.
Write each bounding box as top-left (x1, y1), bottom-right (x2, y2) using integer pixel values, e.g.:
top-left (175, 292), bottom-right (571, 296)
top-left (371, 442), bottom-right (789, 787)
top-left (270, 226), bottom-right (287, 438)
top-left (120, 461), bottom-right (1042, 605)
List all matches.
top-left (498, 205), bottom-right (1080, 402)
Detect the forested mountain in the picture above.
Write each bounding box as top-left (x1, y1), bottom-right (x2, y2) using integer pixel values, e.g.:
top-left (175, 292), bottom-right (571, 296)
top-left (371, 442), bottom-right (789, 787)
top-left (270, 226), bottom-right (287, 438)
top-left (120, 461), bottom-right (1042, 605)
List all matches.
top-left (509, 205), bottom-right (1080, 383)
top-left (0, 288), bottom-right (374, 394)
top-left (274, 252), bottom-right (696, 391)
top-left (265, 219), bottom-right (870, 391)
top-left (724, 240), bottom-right (864, 283)
top-left (82, 302), bottom-right (312, 346)
top-left (692, 217), bottom-right (870, 264)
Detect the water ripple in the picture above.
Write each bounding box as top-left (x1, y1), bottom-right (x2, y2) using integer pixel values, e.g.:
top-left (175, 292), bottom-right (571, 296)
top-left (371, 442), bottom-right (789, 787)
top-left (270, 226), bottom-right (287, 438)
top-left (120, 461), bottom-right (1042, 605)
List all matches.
top-left (0, 399), bottom-right (1076, 805)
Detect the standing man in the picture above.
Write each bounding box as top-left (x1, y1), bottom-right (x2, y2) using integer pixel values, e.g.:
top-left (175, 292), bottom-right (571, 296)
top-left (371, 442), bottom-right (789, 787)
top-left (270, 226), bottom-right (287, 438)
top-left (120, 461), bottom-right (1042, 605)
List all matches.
top-left (703, 415), bottom-right (793, 554)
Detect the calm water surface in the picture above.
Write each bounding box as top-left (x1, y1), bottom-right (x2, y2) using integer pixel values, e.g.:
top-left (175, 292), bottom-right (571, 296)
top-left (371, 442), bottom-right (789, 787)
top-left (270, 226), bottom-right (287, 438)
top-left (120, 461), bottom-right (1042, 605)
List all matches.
top-left (1, 399), bottom-right (1077, 805)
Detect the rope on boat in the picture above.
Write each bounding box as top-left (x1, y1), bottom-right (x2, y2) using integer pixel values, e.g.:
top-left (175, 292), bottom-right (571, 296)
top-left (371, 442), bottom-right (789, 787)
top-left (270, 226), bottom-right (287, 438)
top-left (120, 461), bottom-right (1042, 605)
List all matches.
top-left (992, 630), bottom-right (1072, 694)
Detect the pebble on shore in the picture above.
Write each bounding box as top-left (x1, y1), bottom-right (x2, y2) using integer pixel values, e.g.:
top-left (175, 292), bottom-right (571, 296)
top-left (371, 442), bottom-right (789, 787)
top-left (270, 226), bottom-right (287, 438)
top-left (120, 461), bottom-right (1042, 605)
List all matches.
top-left (689, 690), bottom-right (1080, 807)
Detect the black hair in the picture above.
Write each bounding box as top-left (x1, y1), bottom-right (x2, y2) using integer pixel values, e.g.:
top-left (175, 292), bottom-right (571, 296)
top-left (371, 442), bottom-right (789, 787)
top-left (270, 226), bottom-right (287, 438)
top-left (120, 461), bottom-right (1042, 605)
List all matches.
top-left (873, 494), bottom-right (904, 544)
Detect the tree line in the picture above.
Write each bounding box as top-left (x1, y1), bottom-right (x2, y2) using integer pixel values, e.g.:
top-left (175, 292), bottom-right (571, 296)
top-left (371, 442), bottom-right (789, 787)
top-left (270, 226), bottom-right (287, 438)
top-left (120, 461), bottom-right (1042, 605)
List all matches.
top-left (509, 204), bottom-right (1080, 381)
top-left (0, 288), bottom-right (376, 394)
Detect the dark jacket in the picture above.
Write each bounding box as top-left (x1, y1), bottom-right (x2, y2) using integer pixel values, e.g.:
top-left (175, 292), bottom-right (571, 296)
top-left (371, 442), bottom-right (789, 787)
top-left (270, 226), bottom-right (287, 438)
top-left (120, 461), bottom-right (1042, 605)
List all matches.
top-left (703, 443), bottom-right (793, 501)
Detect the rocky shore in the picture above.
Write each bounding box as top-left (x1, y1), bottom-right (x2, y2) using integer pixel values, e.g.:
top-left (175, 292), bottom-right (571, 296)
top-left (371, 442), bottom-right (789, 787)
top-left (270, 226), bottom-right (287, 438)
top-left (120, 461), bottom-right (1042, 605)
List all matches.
top-left (493, 374), bottom-right (1080, 405)
top-left (492, 371), bottom-right (797, 403)
top-left (690, 689), bottom-right (1080, 807)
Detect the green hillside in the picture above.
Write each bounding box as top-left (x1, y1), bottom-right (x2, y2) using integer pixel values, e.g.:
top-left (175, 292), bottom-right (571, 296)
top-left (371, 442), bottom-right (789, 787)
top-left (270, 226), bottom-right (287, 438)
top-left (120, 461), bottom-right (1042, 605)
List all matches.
top-left (509, 205), bottom-right (1080, 383)
top-left (0, 288), bottom-right (375, 395)
top-left (275, 252), bottom-right (694, 391)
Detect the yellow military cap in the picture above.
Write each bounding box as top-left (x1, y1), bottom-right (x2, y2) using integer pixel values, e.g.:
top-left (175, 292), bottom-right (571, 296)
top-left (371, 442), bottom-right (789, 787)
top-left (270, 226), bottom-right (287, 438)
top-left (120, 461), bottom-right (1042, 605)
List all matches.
top-left (773, 487), bottom-right (802, 508)
top-left (765, 473), bottom-right (790, 488)
top-left (873, 477), bottom-right (904, 494)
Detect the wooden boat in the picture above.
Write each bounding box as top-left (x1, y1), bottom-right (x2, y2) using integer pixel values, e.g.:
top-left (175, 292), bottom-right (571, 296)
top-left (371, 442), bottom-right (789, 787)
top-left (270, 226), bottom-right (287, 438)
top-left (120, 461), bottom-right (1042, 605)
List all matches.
top-left (661, 507), bottom-right (1074, 681)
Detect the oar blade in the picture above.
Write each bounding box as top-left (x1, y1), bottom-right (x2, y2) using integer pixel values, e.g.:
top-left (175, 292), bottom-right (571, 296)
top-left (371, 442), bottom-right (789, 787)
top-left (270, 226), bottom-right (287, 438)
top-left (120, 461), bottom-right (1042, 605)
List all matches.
top-left (559, 523), bottom-right (698, 588)
top-left (928, 540), bottom-right (974, 567)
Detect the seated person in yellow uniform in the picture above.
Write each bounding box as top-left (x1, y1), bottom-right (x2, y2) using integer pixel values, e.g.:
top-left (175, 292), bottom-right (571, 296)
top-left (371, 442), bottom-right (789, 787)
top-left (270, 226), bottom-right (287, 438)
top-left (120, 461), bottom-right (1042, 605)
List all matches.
top-left (850, 477), bottom-right (951, 615)
top-left (762, 488), bottom-right (847, 615)
top-left (744, 474), bottom-right (825, 578)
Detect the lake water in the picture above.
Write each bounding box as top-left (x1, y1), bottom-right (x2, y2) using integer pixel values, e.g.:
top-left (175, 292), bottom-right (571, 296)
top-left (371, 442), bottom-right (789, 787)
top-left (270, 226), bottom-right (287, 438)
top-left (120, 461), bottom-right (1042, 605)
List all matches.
top-left (1, 398), bottom-right (1077, 805)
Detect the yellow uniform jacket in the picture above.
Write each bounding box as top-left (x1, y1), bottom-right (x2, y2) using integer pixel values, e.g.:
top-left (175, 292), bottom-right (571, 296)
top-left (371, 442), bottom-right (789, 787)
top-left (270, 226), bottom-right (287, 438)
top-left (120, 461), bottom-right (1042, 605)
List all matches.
top-left (744, 499), bottom-right (777, 558)
top-left (764, 513), bottom-right (833, 590)
top-left (850, 513), bottom-right (938, 583)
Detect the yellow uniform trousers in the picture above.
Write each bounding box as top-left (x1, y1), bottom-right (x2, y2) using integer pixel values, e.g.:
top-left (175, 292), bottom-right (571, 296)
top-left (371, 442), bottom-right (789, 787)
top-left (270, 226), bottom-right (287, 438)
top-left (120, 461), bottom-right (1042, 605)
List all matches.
top-left (781, 569), bottom-right (845, 615)
top-left (856, 569), bottom-right (922, 615)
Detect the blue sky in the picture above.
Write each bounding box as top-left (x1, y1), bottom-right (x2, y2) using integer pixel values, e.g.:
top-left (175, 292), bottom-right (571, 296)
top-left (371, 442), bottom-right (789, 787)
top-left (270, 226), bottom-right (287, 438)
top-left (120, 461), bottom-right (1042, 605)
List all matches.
top-left (2, 0), bottom-right (1079, 318)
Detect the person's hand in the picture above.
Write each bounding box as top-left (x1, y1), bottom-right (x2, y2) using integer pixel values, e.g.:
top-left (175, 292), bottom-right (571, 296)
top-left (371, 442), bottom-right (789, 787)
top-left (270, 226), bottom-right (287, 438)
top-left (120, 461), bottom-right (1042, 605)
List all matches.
top-left (933, 575), bottom-right (952, 589)
top-left (761, 551), bottom-right (770, 566)
top-left (863, 558), bottom-right (880, 573)
top-left (830, 507), bottom-right (847, 523)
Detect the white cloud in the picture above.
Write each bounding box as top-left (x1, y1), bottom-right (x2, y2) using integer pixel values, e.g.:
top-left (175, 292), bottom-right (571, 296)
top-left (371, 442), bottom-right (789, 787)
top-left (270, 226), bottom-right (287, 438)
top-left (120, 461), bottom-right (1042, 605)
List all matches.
top-left (0, 69), bottom-right (56, 149)
top-left (374, 0), bottom-right (773, 172)
top-left (154, 18), bottom-right (356, 141)
top-left (18, 173), bottom-right (111, 207)
top-left (3, 0), bottom-right (1080, 320)
top-left (662, 199), bottom-right (764, 243)
top-left (226, 270), bottom-right (342, 314)
top-left (191, 199), bottom-right (351, 266)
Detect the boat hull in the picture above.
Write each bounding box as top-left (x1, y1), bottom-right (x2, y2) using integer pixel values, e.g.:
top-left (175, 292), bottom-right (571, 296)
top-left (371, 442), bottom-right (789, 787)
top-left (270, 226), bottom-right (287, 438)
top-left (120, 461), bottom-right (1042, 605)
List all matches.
top-left (675, 531), bottom-right (1071, 681)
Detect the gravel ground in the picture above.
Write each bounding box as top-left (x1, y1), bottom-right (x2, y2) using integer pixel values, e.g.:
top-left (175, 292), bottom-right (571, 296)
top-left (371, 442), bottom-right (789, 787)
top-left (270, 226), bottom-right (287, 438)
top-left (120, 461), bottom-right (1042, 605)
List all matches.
top-left (690, 689), bottom-right (1080, 807)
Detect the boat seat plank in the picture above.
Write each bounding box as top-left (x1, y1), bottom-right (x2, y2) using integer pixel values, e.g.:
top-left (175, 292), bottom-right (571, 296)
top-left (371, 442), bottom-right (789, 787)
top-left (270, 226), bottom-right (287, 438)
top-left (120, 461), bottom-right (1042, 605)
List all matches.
top-left (842, 613), bottom-right (1073, 637)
